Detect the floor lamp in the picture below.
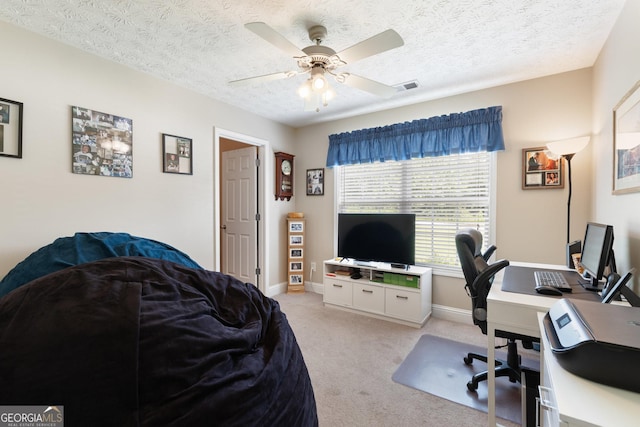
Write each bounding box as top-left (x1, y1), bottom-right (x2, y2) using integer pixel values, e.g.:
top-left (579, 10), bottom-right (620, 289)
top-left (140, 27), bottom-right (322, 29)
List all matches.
top-left (546, 136), bottom-right (590, 244)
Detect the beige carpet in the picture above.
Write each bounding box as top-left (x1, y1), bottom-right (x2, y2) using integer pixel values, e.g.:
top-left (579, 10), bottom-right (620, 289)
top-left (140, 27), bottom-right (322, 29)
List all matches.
top-left (392, 334), bottom-right (539, 425)
top-left (275, 291), bottom-right (529, 427)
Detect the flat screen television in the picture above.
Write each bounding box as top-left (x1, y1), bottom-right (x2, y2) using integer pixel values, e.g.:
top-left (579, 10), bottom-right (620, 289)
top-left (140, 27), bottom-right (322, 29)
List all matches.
top-left (579, 222), bottom-right (615, 291)
top-left (337, 213), bottom-right (415, 267)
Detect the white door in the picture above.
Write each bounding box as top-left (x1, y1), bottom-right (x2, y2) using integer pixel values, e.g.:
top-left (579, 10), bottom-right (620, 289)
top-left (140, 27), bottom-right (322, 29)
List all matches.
top-left (221, 146), bottom-right (258, 286)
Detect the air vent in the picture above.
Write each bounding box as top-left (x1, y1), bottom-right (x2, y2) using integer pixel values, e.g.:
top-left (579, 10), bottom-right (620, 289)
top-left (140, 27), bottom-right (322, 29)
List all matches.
top-left (394, 80), bottom-right (419, 92)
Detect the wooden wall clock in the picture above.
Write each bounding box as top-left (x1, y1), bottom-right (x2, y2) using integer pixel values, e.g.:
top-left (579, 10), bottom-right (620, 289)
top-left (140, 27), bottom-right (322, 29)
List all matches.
top-left (275, 152), bottom-right (294, 201)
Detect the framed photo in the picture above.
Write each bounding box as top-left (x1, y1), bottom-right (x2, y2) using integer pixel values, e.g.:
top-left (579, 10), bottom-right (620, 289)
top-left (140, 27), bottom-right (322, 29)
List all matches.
top-left (72, 106), bottom-right (133, 177)
top-left (306, 168), bottom-right (324, 195)
top-left (289, 221), bottom-right (304, 233)
top-left (289, 274), bottom-right (303, 285)
top-left (289, 235), bottom-right (303, 246)
top-left (0, 97), bottom-right (23, 158)
top-left (289, 261), bottom-right (303, 271)
top-left (289, 248), bottom-right (303, 259)
top-left (163, 133), bottom-right (193, 175)
top-left (522, 147), bottom-right (564, 189)
top-left (613, 80), bottom-right (640, 195)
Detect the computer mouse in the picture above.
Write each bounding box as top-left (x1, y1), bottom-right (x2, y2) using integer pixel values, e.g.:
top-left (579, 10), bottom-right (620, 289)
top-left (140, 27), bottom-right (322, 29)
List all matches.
top-left (535, 285), bottom-right (563, 296)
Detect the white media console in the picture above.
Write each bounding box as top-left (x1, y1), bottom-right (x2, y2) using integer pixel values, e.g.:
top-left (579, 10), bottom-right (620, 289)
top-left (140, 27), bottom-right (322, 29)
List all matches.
top-left (323, 259), bottom-right (432, 328)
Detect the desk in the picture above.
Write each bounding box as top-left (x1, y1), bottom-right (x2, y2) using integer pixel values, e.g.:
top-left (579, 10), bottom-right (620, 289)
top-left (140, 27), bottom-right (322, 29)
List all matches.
top-left (536, 312), bottom-right (640, 426)
top-left (486, 262), bottom-right (597, 426)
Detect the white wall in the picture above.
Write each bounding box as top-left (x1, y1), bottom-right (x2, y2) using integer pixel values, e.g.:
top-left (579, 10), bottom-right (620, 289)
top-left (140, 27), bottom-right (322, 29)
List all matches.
top-left (0, 21), bottom-right (296, 290)
top-left (592, 0), bottom-right (640, 286)
top-left (295, 69), bottom-right (593, 309)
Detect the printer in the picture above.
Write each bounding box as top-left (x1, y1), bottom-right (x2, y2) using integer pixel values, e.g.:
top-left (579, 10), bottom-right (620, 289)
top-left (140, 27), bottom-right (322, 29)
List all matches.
top-left (543, 298), bottom-right (640, 393)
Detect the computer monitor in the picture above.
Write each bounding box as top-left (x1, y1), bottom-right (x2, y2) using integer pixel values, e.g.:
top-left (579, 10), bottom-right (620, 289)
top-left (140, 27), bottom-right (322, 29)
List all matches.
top-left (579, 222), bottom-right (615, 291)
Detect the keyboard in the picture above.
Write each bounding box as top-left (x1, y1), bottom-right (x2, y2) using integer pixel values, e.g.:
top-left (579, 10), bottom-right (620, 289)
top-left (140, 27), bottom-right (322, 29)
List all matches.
top-left (534, 270), bottom-right (572, 292)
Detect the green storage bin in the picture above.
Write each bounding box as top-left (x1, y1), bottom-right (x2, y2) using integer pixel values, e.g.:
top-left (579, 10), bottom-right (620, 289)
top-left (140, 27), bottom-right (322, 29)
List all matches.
top-left (398, 275), bottom-right (419, 288)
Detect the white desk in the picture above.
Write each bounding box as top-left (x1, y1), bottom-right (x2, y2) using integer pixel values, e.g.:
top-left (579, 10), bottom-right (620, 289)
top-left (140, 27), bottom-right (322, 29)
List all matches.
top-left (486, 262), bottom-right (592, 426)
top-left (536, 312), bottom-right (640, 427)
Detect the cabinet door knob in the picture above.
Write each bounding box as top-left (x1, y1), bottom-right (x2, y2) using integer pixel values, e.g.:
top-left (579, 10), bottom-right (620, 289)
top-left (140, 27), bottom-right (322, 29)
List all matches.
top-left (332, 284), bottom-right (343, 288)
top-left (362, 289), bottom-right (373, 294)
top-left (396, 295), bottom-right (408, 300)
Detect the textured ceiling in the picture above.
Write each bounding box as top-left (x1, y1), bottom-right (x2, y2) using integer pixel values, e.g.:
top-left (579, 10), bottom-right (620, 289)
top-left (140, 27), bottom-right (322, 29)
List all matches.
top-left (0, 0), bottom-right (627, 128)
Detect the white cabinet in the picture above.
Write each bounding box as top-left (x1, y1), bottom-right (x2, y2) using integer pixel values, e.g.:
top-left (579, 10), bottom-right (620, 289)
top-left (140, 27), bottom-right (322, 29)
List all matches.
top-left (324, 278), bottom-right (353, 306)
top-left (323, 259), bottom-right (432, 327)
top-left (353, 282), bottom-right (385, 314)
top-left (537, 313), bottom-right (640, 427)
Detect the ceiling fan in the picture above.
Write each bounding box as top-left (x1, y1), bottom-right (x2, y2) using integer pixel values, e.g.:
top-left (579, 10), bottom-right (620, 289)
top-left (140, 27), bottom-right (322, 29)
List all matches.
top-left (229, 22), bottom-right (404, 111)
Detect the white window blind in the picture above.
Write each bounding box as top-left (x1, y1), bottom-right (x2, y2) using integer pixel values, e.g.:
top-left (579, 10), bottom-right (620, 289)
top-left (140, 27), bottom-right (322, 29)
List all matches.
top-left (338, 152), bottom-right (494, 270)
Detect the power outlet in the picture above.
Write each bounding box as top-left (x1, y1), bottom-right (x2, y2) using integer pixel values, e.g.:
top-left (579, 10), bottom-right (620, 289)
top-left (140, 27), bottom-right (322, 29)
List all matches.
top-left (310, 262), bottom-right (316, 271)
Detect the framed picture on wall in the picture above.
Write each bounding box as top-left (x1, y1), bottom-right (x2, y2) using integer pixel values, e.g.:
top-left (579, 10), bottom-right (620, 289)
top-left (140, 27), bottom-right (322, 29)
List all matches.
top-left (306, 168), bottom-right (324, 195)
top-left (71, 106), bottom-right (133, 177)
top-left (163, 133), bottom-right (193, 175)
top-left (613, 80), bottom-right (640, 195)
top-left (289, 235), bottom-right (303, 246)
top-left (289, 261), bottom-right (303, 271)
top-left (522, 147), bottom-right (564, 189)
top-left (0, 97), bottom-right (23, 159)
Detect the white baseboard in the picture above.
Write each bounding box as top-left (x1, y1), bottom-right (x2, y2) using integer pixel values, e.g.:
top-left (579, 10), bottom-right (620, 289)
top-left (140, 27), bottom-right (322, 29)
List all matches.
top-left (265, 282), bottom-right (287, 298)
top-left (430, 304), bottom-right (474, 325)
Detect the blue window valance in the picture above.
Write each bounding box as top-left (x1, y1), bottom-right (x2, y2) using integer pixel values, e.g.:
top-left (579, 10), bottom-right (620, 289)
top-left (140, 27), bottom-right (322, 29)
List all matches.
top-left (326, 105), bottom-right (505, 167)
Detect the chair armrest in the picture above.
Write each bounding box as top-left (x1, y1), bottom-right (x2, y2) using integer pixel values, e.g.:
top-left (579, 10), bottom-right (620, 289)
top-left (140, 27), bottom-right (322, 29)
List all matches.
top-left (482, 245), bottom-right (497, 261)
top-left (475, 259), bottom-right (509, 287)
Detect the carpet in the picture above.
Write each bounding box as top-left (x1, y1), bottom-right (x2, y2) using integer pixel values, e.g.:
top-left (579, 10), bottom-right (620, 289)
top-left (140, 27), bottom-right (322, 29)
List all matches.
top-left (392, 334), bottom-right (539, 425)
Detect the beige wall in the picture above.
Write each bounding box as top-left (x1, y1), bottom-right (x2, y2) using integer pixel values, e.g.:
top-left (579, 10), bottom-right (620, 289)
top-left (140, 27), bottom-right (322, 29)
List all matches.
top-left (592, 0), bottom-right (640, 290)
top-left (295, 70), bottom-right (593, 310)
top-left (0, 21), bottom-right (297, 291)
top-left (2, 3), bottom-right (639, 305)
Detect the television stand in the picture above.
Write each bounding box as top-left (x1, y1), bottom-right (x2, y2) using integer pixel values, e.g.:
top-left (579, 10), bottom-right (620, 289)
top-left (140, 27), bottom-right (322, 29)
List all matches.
top-left (323, 259), bottom-right (432, 328)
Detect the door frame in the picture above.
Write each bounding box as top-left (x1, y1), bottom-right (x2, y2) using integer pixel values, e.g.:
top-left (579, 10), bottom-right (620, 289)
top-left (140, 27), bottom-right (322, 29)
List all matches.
top-left (214, 127), bottom-right (269, 293)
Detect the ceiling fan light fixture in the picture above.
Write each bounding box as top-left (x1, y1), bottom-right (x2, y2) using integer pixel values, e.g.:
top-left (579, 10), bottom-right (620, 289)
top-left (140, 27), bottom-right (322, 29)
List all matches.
top-left (310, 66), bottom-right (326, 91)
top-left (297, 79), bottom-right (312, 98)
top-left (321, 86), bottom-right (335, 106)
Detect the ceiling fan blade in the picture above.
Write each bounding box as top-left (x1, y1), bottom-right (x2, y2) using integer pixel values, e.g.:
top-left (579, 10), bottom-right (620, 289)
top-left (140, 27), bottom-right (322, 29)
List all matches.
top-left (341, 74), bottom-right (397, 98)
top-left (229, 71), bottom-right (297, 86)
top-left (245, 22), bottom-right (306, 57)
top-left (335, 29), bottom-right (404, 64)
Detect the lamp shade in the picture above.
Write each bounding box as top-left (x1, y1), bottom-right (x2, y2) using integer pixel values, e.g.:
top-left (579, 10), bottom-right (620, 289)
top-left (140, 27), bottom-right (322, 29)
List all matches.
top-left (546, 136), bottom-right (590, 156)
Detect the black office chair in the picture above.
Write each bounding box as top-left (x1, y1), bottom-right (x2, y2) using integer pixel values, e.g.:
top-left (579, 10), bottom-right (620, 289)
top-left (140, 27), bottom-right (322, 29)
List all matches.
top-left (455, 228), bottom-right (537, 392)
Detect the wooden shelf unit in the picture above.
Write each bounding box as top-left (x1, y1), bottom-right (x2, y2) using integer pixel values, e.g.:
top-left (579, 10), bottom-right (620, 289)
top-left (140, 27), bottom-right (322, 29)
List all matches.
top-left (287, 218), bottom-right (305, 293)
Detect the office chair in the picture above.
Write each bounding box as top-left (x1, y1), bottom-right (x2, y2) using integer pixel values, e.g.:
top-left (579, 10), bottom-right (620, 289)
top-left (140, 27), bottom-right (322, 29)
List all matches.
top-left (455, 228), bottom-right (537, 392)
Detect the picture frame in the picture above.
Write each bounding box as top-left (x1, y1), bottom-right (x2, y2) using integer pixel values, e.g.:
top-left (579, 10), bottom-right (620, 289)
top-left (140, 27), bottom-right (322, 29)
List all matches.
top-left (613, 80), bottom-right (640, 195)
top-left (289, 261), bottom-right (303, 271)
top-left (306, 168), bottom-right (324, 195)
top-left (289, 274), bottom-right (303, 285)
top-left (72, 106), bottom-right (133, 177)
top-left (522, 147), bottom-right (564, 189)
top-left (289, 248), bottom-right (303, 259)
top-left (289, 235), bottom-right (303, 246)
top-left (0, 97), bottom-right (23, 159)
top-left (289, 221), bottom-right (304, 233)
top-left (163, 133), bottom-right (192, 175)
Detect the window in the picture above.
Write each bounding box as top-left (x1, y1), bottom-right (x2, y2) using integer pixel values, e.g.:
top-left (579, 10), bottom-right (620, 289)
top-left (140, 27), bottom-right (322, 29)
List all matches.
top-left (337, 151), bottom-right (495, 273)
